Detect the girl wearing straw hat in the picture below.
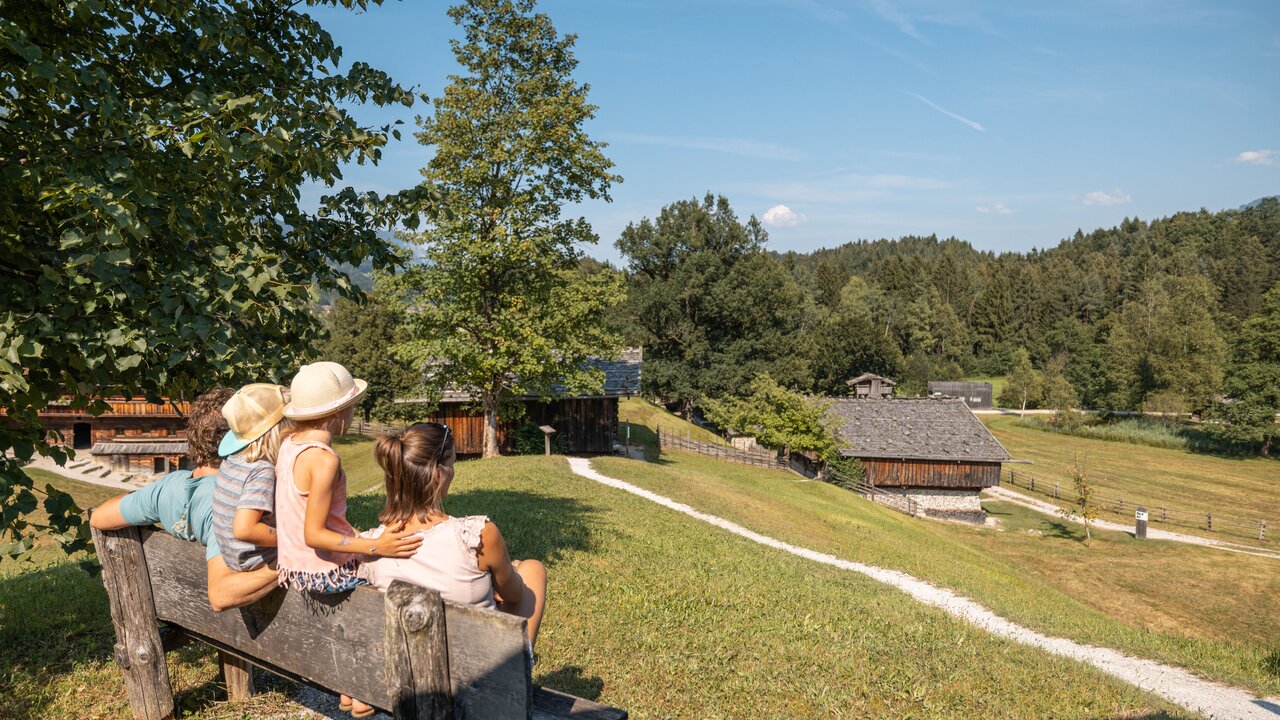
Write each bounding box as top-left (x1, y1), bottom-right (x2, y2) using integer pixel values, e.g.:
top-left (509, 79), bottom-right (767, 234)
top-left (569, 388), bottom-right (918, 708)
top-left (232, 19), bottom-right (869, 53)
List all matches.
top-left (273, 362), bottom-right (423, 717)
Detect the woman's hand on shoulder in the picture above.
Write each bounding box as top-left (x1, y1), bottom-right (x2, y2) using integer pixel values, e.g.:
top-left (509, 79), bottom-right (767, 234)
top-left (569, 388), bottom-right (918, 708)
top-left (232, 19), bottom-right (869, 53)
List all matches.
top-left (374, 521), bottom-right (423, 559)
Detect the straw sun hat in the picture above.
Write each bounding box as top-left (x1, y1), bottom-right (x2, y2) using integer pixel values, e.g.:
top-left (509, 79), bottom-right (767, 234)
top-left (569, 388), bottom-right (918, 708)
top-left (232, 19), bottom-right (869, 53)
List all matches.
top-left (218, 383), bottom-right (289, 457)
top-left (284, 361), bottom-right (368, 421)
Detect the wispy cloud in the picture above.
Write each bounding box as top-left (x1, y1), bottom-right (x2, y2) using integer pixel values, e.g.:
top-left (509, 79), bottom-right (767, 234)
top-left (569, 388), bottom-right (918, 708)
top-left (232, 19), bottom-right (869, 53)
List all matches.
top-left (903, 91), bottom-right (986, 132)
top-left (762, 204), bottom-right (807, 226)
top-left (976, 201), bottom-right (1014, 215)
top-left (741, 172), bottom-right (951, 205)
top-left (1235, 149), bottom-right (1277, 166)
top-left (863, 0), bottom-right (926, 42)
top-left (1083, 188), bottom-right (1132, 206)
top-left (610, 132), bottom-right (805, 161)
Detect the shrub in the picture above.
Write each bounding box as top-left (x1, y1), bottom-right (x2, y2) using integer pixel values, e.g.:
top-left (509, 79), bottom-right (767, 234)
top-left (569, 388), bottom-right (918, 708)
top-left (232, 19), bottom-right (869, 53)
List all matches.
top-left (512, 422), bottom-right (567, 456)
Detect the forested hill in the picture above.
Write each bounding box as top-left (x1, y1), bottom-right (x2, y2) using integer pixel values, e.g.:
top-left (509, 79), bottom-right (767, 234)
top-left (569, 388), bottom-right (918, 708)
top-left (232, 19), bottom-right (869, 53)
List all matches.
top-left (617, 194), bottom-right (1280, 436)
top-left (769, 198), bottom-right (1280, 409)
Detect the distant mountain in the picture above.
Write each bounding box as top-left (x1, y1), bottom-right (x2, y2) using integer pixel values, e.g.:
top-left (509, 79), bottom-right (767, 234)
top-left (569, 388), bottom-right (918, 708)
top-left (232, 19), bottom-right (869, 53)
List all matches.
top-left (1240, 195), bottom-right (1280, 210)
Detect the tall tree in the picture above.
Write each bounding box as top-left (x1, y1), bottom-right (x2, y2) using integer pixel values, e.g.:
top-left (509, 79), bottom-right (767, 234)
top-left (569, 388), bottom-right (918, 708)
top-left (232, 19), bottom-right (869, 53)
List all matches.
top-left (805, 277), bottom-right (903, 396)
top-left (0, 0), bottom-right (421, 559)
top-left (395, 0), bottom-right (622, 458)
top-left (317, 290), bottom-right (421, 423)
top-left (1211, 285), bottom-right (1280, 455)
top-left (618, 194), bottom-right (806, 414)
top-left (1000, 348), bottom-right (1043, 413)
top-left (701, 373), bottom-right (837, 458)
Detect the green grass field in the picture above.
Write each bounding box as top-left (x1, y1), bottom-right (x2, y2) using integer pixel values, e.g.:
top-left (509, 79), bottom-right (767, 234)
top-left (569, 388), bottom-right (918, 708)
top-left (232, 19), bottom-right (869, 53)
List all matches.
top-left (619, 397), bottom-right (726, 459)
top-left (1, 443), bottom-right (1203, 719)
top-left (983, 415), bottom-right (1280, 537)
top-left (964, 375), bottom-right (1007, 403)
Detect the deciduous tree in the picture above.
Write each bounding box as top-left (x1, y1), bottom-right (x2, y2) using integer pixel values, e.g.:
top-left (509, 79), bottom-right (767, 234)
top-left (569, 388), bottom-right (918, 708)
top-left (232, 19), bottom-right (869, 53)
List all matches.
top-left (394, 0), bottom-right (623, 458)
top-left (0, 0), bottom-right (422, 559)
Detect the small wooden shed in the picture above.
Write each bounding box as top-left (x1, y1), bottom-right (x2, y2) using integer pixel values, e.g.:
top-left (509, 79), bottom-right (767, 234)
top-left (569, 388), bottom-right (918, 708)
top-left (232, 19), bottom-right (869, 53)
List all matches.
top-left (36, 398), bottom-right (194, 477)
top-left (397, 350), bottom-right (643, 456)
top-left (828, 398), bottom-right (1010, 522)
top-left (846, 373), bottom-right (896, 399)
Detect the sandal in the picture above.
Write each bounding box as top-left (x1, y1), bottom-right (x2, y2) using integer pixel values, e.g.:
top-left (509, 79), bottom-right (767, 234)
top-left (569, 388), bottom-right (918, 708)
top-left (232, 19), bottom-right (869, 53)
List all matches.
top-left (350, 699), bottom-right (375, 718)
top-left (338, 696), bottom-right (353, 712)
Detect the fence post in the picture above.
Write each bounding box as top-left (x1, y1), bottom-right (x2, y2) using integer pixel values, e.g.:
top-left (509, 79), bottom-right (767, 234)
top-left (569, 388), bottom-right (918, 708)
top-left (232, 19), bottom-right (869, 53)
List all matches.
top-left (1053, 481), bottom-right (1059, 500)
top-left (1261, 520), bottom-right (1267, 542)
top-left (1010, 469), bottom-right (1016, 485)
top-left (1030, 476), bottom-right (1035, 493)
top-left (1118, 498), bottom-right (1124, 515)
top-left (1161, 507), bottom-right (1166, 524)
top-left (1206, 512), bottom-right (1212, 532)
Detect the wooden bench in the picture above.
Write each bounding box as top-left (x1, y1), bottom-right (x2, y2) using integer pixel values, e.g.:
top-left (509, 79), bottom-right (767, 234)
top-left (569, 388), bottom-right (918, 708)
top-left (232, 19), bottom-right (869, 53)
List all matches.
top-left (91, 525), bottom-right (626, 720)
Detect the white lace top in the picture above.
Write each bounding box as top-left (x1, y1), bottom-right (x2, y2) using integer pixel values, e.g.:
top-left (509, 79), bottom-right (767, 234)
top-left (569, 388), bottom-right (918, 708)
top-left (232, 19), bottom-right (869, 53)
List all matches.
top-left (359, 515), bottom-right (495, 608)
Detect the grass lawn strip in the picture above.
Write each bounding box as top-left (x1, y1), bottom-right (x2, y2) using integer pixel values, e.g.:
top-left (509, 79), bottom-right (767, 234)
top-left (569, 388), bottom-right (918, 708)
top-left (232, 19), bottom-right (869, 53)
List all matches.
top-left (983, 416), bottom-right (1280, 539)
top-left (568, 457), bottom-right (1278, 720)
top-left (986, 485), bottom-right (1280, 560)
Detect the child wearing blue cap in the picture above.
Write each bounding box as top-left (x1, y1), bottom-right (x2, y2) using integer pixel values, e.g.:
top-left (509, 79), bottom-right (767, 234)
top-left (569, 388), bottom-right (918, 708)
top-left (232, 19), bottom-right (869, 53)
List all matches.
top-left (211, 383), bottom-right (292, 573)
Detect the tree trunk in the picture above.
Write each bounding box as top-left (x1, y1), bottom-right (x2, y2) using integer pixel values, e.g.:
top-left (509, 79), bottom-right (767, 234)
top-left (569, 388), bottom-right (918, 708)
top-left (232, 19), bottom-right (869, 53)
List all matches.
top-left (483, 396), bottom-right (500, 459)
top-left (1262, 435), bottom-right (1272, 458)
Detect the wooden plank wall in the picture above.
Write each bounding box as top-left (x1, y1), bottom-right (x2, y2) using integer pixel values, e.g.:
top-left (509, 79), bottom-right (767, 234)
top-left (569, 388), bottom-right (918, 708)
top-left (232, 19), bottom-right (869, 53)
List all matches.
top-left (416, 398), bottom-right (619, 455)
top-left (863, 459), bottom-right (1001, 489)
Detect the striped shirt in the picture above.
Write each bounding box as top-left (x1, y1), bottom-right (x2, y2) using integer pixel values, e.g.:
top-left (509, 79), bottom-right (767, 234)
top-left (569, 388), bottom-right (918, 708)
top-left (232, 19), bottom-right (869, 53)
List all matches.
top-left (212, 453), bottom-right (277, 571)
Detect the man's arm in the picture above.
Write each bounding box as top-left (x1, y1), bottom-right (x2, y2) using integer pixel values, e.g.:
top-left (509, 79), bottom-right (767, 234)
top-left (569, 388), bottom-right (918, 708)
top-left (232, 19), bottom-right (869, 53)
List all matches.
top-left (231, 508), bottom-right (277, 547)
top-left (206, 556), bottom-right (278, 612)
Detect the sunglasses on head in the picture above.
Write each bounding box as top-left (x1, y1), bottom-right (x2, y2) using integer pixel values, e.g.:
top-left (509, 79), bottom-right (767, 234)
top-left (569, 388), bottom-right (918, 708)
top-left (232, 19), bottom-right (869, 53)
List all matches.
top-left (411, 421), bottom-right (451, 461)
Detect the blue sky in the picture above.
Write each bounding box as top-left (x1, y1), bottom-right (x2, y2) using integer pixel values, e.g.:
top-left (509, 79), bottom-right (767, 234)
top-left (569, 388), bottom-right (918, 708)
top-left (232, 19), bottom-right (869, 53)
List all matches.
top-left (305, 0), bottom-right (1279, 263)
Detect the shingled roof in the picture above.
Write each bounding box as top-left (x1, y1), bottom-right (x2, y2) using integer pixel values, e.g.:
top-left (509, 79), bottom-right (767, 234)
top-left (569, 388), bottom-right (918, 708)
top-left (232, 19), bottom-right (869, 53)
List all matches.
top-left (90, 441), bottom-right (188, 455)
top-left (828, 398), bottom-right (1010, 462)
top-left (407, 348), bottom-right (643, 404)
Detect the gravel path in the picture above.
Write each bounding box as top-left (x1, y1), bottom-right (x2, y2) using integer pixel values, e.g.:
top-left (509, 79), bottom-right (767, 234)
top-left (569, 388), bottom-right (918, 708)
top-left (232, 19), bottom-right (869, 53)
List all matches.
top-left (985, 485), bottom-right (1280, 560)
top-left (567, 457), bottom-right (1280, 720)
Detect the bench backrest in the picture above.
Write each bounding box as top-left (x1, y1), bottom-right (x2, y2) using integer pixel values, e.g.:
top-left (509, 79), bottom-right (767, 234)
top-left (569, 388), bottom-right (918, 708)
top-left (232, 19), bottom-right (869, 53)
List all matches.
top-left (97, 525), bottom-right (535, 719)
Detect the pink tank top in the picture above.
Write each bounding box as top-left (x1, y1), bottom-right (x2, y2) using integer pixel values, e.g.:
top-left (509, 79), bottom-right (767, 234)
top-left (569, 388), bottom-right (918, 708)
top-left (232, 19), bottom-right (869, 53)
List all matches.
top-left (274, 437), bottom-right (360, 591)
top-left (360, 516), bottom-right (496, 609)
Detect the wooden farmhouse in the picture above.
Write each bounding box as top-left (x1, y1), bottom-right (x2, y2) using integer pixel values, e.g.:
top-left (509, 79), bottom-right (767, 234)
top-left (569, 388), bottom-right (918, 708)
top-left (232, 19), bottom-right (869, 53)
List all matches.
top-left (37, 398), bottom-right (193, 476)
top-left (828, 397), bottom-right (1010, 522)
top-left (847, 372), bottom-right (896, 399)
top-left (927, 380), bottom-right (994, 410)
top-left (397, 349), bottom-right (642, 456)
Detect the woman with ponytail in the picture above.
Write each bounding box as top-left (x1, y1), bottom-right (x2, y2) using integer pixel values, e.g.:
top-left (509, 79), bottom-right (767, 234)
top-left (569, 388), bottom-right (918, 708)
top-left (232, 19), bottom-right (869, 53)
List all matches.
top-left (361, 422), bottom-right (548, 648)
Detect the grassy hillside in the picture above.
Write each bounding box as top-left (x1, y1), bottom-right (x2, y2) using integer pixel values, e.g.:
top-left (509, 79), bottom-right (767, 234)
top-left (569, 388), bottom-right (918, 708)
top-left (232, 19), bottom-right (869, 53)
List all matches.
top-left (592, 451), bottom-right (1279, 698)
top-left (983, 415), bottom-right (1280, 533)
top-left (1, 446), bottom-right (1195, 719)
top-left (618, 397), bottom-right (726, 459)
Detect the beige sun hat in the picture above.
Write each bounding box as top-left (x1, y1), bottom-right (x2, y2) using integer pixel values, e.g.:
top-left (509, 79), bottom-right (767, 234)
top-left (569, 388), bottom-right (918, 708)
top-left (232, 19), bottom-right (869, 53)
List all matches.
top-left (284, 361), bottom-right (368, 421)
top-left (218, 384), bottom-right (289, 457)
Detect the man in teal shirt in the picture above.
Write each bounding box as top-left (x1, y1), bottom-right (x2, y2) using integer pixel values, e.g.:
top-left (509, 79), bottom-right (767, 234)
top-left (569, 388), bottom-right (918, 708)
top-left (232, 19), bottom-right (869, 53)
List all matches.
top-left (88, 389), bottom-right (278, 612)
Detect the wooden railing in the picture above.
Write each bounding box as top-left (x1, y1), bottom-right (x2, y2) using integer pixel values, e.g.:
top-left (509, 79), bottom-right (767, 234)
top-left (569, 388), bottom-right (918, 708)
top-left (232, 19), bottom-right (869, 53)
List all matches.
top-left (656, 426), bottom-right (791, 471)
top-left (1005, 469), bottom-right (1270, 544)
top-left (826, 468), bottom-right (920, 517)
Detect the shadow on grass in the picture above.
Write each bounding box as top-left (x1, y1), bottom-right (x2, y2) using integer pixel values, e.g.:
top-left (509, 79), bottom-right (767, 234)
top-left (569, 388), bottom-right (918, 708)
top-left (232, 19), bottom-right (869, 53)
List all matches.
top-left (536, 665), bottom-right (605, 701)
top-left (1043, 520), bottom-right (1085, 543)
top-left (347, 489), bottom-right (599, 568)
top-left (0, 562), bottom-right (113, 719)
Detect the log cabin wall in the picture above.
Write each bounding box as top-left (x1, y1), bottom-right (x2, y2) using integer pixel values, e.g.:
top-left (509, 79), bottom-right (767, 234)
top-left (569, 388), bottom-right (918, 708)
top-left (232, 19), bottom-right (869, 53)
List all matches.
top-left (862, 458), bottom-right (1001, 489)
top-left (414, 398), bottom-right (619, 456)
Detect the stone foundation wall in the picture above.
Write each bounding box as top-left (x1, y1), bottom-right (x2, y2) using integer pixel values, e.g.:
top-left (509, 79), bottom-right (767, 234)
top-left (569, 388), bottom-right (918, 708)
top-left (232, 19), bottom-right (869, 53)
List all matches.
top-left (882, 488), bottom-right (986, 523)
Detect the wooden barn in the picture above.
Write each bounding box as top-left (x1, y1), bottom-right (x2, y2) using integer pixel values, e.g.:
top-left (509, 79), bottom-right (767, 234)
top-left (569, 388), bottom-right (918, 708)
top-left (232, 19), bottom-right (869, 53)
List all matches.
top-left (828, 397), bottom-right (1011, 522)
top-left (927, 380), bottom-right (994, 410)
top-left (397, 350), bottom-right (642, 456)
top-left (37, 398), bottom-right (194, 476)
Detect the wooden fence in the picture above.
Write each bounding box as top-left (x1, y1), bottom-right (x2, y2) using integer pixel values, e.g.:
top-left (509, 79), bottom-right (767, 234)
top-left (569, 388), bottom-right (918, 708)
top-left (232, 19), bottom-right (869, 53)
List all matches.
top-left (656, 426), bottom-right (791, 471)
top-left (655, 427), bottom-right (921, 518)
top-left (1005, 469), bottom-right (1270, 544)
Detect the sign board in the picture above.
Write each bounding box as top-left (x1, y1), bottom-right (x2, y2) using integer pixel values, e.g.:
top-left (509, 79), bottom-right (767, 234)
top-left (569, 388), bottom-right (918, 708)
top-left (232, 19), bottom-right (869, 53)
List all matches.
top-left (1135, 510), bottom-right (1148, 521)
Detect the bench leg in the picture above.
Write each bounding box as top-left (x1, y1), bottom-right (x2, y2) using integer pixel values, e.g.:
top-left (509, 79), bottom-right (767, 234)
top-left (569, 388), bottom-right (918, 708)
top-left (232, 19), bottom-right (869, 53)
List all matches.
top-left (219, 651), bottom-right (254, 701)
top-left (91, 525), bottom-right (176, 720)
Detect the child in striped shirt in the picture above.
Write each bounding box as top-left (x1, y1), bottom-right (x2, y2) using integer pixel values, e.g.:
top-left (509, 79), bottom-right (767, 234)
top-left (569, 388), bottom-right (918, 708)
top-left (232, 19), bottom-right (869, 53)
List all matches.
top-left (212, 384), bottom-right (292, 572)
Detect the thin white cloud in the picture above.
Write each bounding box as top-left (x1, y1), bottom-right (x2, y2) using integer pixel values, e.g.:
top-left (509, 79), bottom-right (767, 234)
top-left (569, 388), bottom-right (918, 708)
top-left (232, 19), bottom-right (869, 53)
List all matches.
top-left (1235, 149), bottom-right (1277, 166)
top-left (902, 91), bottom-right (986, 132)
top-left (762, 204), bottom-right (806, 227)
top-left (610, 132), bottom-right (805, 161)
top-left (741, 172), bottom-right (951, 205)
top-left (1083, 188), bottom-right (1133, 206)
top-left (862, 0), bottom-right (926, 42)
top-left (976, 201), bottom-right (1014, 215)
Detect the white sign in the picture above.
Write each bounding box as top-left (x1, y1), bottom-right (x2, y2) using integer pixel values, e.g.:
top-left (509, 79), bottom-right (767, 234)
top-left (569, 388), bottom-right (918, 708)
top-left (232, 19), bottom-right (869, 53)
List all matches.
top-left (1135, 510), bottom-right (1149, 522)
